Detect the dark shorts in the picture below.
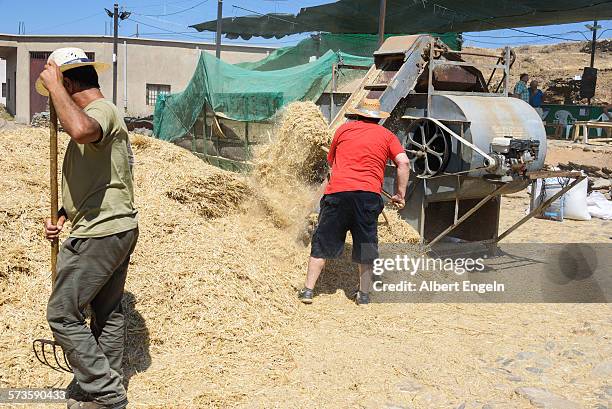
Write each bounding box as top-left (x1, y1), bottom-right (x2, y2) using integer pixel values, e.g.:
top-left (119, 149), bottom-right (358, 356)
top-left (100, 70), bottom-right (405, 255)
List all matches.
top-left (310, 191), bottom-right (384, 264)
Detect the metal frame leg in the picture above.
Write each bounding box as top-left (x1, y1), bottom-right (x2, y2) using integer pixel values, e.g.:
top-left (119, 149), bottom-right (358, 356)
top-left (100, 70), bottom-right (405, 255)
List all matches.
top-left (496, 176), bottom-right (585, 242)
top-left (427, 183), bottom-right (510, 247)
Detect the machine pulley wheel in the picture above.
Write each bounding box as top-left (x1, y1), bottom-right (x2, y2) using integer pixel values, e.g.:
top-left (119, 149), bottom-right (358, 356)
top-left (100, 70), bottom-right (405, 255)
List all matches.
top-left (404, 118), bottom-right (452, 177)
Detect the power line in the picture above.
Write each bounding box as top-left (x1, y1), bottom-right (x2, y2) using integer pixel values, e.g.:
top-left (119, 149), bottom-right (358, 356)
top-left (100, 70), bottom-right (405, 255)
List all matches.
top-left (405, 0), bottom-right (583, 42)
top-left (463, 37), bottom-right (551, 46)
top-left (129, 16), bottom-right (221, 41)
top-left (132, 31), bottom-right (214, 37)
top-left (28, 12), bottom-right (102, 34)
top-left (132, 13), bottom-right (192, 29)
top-left (463, 30), bottom-right (591, 40)
top-left (138, 0), bottom-right (208, 17)
top-left (598, 29), bottom-right (611, 39)
top-left (230, 4), bottom-right (323, 34)
top-left (124, 0), bottom-right (197, 10)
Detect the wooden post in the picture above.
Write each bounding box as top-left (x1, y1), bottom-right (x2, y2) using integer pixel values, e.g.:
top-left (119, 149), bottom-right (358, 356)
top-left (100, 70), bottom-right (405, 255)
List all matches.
top-left (49, 100), bottom-right (59, 284)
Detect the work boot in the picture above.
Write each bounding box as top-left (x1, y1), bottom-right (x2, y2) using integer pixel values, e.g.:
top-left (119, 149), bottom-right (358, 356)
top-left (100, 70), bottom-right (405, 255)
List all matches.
top-left (354, 290), bottom-right (370, 305)
top-left (66, 378), bottom-right (92, 402)
top-left (69, 398), bottom-right (128, 409)
top-left (297, 287), bottom-right (314, 304)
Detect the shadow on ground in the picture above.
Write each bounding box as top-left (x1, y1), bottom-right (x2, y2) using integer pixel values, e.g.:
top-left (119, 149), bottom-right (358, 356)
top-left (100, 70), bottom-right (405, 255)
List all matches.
top-left (122, 291), bottom-right (151, 390)
top-left (315, 243), bottom-right (359, 300)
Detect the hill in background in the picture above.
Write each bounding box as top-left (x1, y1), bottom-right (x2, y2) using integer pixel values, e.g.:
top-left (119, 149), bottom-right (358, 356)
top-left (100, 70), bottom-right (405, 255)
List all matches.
top-left (465, 40), bottom-right (611, 104)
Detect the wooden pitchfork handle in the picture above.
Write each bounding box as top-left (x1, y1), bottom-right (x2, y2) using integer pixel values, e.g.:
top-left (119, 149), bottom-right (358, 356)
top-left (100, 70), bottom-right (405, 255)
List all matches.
top-left (49, 99), bottom-right (59, 284)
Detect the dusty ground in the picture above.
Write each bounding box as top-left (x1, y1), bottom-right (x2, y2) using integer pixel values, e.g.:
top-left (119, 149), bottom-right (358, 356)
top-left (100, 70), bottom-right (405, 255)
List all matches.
top-left (0, 119), bottom-right (610, 409)
top-left (0, 39), bottom-right (610, 409)
top-left (545, 140), bottom-right (612, 170)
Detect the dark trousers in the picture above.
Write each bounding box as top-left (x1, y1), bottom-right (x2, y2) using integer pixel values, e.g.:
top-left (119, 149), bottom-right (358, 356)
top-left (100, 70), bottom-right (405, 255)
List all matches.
top-left (311, 191), bottom-right (384, 263)
top-left (47, 228), bottom-right (138, 405)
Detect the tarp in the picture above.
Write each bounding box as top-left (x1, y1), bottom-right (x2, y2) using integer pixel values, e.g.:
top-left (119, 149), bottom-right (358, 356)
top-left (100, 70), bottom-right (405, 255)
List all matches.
top-left (153, 50), bottom-right (372, 141)
top-left (191, 0), bottom-right (612, 40)
top-left (237, 32), bottom-right (460, 71)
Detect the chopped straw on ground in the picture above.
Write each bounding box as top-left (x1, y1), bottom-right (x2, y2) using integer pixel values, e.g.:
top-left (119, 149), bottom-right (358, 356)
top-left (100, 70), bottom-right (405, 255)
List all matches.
top-left (1, 103), bottom-right (609, 408)
top-left (0, 103), bottom-right (416, 408)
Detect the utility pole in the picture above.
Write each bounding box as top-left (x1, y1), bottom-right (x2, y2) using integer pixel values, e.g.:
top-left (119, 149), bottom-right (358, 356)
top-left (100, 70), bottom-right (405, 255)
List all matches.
top-left (105, 4), bottom-right (131, 105)
top-left (588, 20), bottom-right (599, 68)
top-left (215, 0), bottom-right (223, 59)
top-left (113, 3), bottom-right (119, 104)
top-left (378, 0), bottom-right (387, 48)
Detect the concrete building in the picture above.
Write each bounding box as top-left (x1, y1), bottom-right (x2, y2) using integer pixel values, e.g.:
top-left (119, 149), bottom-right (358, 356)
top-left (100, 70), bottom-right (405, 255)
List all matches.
top-left (0, 58), bottom-right (5, 106)
top-left (0, 34), bottom-right (274, 123)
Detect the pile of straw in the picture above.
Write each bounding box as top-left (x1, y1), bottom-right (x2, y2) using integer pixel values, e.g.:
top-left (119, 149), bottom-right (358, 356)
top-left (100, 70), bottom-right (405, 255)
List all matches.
top-left (0, 127), bottom-right (306, 408)
top-left (0, 106), bottom-right (417, 408)
top-left (251, 102), bottom-right (332, 231)
top-left (254, 101), bottom-right (331, 187)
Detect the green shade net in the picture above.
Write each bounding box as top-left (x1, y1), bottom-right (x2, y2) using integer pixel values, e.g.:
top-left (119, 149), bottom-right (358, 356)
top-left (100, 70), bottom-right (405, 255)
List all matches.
top-left (153, 49), bottom-right (372, 142)
top-left (238, 33), bottom-right (461, 71)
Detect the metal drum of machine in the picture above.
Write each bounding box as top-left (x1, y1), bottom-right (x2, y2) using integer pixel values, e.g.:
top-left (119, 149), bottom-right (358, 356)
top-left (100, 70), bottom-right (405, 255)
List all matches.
top-left (385, 95), bottom-right (547, 244)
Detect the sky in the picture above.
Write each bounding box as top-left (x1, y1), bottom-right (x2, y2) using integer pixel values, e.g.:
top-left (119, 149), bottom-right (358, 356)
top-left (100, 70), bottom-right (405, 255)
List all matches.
top-left (0, 0), bottom-right (610, 49)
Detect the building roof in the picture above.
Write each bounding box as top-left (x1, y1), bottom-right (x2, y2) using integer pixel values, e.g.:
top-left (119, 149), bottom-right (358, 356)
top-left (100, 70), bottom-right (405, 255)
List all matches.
top-left (0, 33), bottom-right (277, 53)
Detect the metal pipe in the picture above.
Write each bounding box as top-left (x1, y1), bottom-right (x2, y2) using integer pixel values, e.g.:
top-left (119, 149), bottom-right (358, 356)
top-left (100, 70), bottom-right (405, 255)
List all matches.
top-left (112, 3), bottom-right (118, 105)
top-left (426, 38), bottom-right (434, 116)
top-left (377, 0), bottom-right (386, 47)
top-left (215, 0), bottom-right (223, 59)
top-left (497, 176), bottom-right (585, 242)
top-left (330, 63), bottom-right (336, 122)
top-left (503, 46), bottom-right (510, 97)
top-left (590, 20), bottom-right (598, 68)
top-left (123, 40), bottom-right (127, 113)
top-left (427, 183), bottom-right (509, 247)
top-left (433, 48), bottom-right (501, 58)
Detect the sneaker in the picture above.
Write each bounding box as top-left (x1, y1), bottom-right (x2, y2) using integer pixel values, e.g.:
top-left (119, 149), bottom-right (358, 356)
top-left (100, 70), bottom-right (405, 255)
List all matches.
top-left (354, 290), bottom-right (370, 305)
top-left (297, 287), bottom-right (314, 304)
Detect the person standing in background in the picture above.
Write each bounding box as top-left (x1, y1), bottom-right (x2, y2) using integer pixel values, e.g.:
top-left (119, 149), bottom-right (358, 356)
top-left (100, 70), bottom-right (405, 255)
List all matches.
top-left (513, 73), bottom-right (530, 103)
top-left (529, 80), bottom-right (545, 118)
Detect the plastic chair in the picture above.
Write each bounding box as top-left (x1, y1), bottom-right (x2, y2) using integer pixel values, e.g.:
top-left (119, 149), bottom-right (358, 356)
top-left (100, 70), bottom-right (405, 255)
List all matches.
top-left (554, 110), bottom-right (577, 139)
top-left (593, 113), bottom-right (611, 137)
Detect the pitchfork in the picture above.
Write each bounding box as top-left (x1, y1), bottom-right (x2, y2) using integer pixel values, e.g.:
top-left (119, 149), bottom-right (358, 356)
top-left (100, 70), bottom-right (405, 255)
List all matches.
top-left (32, 99), bottom-right (73, 374)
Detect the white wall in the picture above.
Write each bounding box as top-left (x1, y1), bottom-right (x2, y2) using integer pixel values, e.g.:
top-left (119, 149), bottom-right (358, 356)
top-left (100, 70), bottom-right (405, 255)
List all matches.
top-left (0, 35), bottom-right (274, 123)
top-left (0, 58), bottom-right (6, 105)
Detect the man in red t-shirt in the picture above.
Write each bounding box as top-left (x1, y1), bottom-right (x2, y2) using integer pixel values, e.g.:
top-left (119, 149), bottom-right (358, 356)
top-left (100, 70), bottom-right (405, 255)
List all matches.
top-left (298, 99), bottom-right (410, 305)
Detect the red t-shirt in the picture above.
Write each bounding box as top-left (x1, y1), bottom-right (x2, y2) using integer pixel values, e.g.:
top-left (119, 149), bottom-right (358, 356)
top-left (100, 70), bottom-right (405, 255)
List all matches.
top-left (325, 121), bottom-right (404, 194)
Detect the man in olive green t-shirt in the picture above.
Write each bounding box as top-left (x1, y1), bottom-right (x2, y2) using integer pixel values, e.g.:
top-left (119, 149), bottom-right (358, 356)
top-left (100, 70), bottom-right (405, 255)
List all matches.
top-left (38, 48), bottom-right (137, 409)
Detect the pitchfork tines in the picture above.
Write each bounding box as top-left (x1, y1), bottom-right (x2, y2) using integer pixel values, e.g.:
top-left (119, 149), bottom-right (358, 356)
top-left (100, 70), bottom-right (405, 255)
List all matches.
top-left (32, 338), bottom-right (73, 373)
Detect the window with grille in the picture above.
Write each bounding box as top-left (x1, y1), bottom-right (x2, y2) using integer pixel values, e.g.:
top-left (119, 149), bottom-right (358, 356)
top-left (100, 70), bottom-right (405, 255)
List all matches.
top-left (146, 84), bottom-right (171, 106)
top-left (30, 51), bottom-right (95, 60)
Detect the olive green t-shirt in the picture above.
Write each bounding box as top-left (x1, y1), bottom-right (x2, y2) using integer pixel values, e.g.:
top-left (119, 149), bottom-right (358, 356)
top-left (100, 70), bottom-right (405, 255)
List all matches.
top-left (62, 98), bottom-right (138, 238)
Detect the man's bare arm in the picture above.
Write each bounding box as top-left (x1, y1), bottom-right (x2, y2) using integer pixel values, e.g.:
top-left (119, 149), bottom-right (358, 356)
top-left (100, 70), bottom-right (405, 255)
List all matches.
top-left (50, 87), bottom-right (101, 144)
top-left (392, 152), bottom-right (410, 207)
top-left (39, 61), bottom-right (102, 144)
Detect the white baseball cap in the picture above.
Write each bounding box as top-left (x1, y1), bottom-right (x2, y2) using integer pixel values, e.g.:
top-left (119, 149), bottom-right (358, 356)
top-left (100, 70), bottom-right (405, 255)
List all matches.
top-left (35, 47), bottom-right (110, 96)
